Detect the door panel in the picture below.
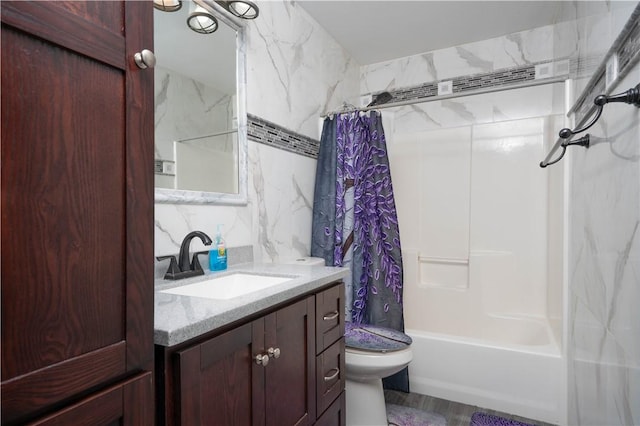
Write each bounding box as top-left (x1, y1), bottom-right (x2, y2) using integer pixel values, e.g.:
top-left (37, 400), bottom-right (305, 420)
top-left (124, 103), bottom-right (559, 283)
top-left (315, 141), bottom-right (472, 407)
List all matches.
top-left (1, 24), bottom-right (126, 379)
top-left (0, 1), bottom-right (153, 423)
top-left (176, 321), bottom-right (265, 426)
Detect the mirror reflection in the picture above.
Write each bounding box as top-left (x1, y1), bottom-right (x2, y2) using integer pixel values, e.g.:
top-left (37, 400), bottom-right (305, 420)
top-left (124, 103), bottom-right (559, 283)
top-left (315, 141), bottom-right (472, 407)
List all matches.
top-left (154, 1), bottom-right (240, 196)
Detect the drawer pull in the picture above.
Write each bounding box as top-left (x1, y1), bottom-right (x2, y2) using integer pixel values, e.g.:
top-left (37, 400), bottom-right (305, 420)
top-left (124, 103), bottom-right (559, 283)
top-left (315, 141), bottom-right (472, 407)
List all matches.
top-left (323, 311), bottom-right (339, 321)
top-left (323, 368), bottom-right (340, 382)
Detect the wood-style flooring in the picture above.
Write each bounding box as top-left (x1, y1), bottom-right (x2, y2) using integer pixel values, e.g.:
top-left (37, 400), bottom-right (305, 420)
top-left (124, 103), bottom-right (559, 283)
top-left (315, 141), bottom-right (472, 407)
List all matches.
top-left (384, 390), bottom-right (558, 426)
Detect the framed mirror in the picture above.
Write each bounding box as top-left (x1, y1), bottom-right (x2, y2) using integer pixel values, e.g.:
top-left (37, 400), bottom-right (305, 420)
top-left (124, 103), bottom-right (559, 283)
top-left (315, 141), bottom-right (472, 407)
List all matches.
top-left (154, 0), bottom-right (248, 205)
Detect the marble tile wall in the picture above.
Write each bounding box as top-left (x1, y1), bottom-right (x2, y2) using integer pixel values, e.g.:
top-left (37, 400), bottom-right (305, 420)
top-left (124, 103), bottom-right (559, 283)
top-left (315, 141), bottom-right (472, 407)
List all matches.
top-left (155, 66), bottom-right (234, 159)
top-left (553, 2), bottom-right (638, 103)
top-left (154, 0), bottom-right (359, 267)
top-left (245, 1), bottom-right (359, 138)
top-left (154, 66), bottom-right (235, 189)
top-left (563, 3), bottom-right (640, 425)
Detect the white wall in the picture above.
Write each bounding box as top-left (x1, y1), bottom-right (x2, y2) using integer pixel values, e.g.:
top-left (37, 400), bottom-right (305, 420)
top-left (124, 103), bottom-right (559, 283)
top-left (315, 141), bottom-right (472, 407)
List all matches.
top-left (154, 1), bottom-right (359, 263)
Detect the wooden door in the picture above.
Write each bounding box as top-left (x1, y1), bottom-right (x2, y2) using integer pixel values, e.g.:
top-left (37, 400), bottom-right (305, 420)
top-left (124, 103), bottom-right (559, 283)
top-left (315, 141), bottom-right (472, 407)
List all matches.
top-left (264, 297), bottom-right (316, 426)
top-left (1, 1), bottom-right (154, 424)
top-left (176, 321), bottom-right (266, 426)
top-left (27, 372), bottom-right (153, 426)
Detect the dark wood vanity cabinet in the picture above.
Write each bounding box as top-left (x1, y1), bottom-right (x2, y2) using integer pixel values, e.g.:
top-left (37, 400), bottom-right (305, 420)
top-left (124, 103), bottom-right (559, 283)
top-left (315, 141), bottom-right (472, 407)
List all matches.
top-left (157, 282), bottom-right (346, 426)
top-left (1, 1), bottom-right (154, 424)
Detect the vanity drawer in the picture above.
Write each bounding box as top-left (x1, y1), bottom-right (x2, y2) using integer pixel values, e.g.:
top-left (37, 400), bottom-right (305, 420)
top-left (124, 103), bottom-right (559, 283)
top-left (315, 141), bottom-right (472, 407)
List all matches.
top-left (315, 387), bottom-right (346, 426)
top-left (315, 283), bottom-right (345, 354)
top-left (316, 337), bottom-right (345, 416)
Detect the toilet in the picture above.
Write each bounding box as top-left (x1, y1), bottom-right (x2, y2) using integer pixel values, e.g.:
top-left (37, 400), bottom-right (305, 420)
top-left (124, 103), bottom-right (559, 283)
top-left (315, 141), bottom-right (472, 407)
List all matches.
top-left (344, 321), bottom-right (413, 426)
top-left (280, 257), bottom-right (413, 425)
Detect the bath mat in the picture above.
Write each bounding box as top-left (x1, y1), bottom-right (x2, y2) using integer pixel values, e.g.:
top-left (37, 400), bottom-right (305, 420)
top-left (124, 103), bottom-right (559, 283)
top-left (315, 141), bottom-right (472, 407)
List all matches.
top-left (470, 412), bottom-right (536, 426)
top-left (386, 403), bottom-right (447, 426)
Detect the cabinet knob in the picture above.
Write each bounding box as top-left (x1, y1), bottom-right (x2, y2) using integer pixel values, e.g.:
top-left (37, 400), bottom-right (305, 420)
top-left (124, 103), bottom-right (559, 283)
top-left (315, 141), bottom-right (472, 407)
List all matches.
top-left (255, 353), bottom-right (269, 366)
top-left (267, 347), bottom-right (280, 359)
top-left (134, 49), bottom-right (156, 69)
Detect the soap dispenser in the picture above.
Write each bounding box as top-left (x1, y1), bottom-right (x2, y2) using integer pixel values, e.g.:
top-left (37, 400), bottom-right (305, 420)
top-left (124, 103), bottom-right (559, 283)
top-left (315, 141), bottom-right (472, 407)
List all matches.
top-left (209, 225), bottom-right (227, 271)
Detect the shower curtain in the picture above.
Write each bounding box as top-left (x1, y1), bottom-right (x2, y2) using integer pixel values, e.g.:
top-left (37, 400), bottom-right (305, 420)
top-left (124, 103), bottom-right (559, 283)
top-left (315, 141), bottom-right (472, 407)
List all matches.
top-left (311, 110), bottom-right (408, 392)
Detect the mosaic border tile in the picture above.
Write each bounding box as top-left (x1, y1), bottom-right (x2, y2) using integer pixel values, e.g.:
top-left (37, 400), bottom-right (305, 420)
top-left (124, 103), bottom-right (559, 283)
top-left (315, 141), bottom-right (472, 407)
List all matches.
top-left (370, 62), bottom-right (557, 106)
top-left (247, 114), bottom-right (320, 159)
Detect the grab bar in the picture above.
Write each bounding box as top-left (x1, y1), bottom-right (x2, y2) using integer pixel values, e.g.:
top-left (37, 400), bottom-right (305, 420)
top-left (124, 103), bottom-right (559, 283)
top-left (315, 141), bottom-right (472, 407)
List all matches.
top-left (418, 256), bottom-right (469, 265)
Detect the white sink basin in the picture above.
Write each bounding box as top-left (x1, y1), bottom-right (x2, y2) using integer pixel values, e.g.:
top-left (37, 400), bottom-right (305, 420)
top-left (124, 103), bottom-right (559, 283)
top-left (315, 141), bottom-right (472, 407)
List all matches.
top-left (160, 272), bottom-right (295, 300)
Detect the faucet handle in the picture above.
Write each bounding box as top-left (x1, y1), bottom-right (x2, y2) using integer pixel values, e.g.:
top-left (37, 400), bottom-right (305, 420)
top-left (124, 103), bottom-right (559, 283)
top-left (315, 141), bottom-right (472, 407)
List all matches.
top-left (192, 251), bottom-right (209, 273)
top-left (157, 255), bottom-right (182, 280)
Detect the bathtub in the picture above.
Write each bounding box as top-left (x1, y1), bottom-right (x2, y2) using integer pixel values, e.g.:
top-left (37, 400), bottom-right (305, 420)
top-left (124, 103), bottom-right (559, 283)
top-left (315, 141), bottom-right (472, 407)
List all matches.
top-left (405, 317), bottom-right (563, 425)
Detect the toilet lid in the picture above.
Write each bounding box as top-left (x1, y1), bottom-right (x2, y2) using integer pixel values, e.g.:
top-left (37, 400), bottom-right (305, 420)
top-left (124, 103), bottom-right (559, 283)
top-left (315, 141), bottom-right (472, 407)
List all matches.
top-left (344, 322), bottom-right (412, 353)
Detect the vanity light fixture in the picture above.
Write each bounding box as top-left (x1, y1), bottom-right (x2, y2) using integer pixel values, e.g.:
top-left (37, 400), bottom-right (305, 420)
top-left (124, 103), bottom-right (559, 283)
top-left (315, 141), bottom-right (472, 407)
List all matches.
top-left (187, 3), bottom-right (219, 34)
top-left (217, 0), bottom-right (259, 19)
top-left (153, 0), bottom-right (182, 12)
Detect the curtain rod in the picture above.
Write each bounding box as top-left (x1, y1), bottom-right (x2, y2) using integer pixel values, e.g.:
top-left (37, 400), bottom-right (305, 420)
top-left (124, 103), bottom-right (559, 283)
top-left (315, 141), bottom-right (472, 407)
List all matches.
top-left (321, 77), bottom-right (566, 118)
top-left (175, 129), bottom-right (237, 143)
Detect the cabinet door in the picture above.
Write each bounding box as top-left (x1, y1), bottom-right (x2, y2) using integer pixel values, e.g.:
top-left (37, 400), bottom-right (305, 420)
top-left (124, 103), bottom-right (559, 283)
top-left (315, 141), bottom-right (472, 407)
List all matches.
top-left (1, 1), bottom-right (154, 423)
top-left (176, 321), bottom-right (266, 426)
top-left (264, 297), bottom-right (316, 426)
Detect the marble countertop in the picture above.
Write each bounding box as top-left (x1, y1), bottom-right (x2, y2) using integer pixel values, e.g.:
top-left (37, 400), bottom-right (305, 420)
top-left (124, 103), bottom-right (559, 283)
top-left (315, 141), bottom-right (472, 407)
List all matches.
top-left (154, 262), bottom-right (348, 347)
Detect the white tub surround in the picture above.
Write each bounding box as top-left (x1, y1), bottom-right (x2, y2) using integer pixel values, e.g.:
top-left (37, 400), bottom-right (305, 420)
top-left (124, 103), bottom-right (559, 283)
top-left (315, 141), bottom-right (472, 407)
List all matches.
top-left (382, 53), bottom-right (566, 424)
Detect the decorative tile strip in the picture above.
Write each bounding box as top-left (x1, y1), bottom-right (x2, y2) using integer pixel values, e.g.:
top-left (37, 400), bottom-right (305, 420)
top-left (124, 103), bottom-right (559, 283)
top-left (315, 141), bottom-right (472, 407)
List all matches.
top-left (247, 114), bottom-right (320, 159)
top-left (370, 63), bottom-right (549, 105)
top-left (572, 54), bottom-right (605, 80)
top-left (617, 13), bottom-right (640, 75)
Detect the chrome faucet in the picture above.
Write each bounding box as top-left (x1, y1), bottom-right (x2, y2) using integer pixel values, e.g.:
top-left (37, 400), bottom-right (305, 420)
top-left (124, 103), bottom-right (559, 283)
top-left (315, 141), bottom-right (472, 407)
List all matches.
top-left (157, 231), bottom-right (213, 280)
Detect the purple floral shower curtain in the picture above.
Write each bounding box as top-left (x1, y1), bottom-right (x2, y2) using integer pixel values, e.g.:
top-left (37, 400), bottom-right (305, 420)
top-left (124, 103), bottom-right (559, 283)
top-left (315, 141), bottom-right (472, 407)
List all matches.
top-left (311, 111), bottom-right (408, 392)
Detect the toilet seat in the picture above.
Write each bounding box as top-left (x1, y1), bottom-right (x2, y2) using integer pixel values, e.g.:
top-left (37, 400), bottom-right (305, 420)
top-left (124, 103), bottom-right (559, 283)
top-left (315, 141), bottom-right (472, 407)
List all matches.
top-left (344, 322), bottom-right (413, 381)
top-left (344, 322), bottom-right (412, 353)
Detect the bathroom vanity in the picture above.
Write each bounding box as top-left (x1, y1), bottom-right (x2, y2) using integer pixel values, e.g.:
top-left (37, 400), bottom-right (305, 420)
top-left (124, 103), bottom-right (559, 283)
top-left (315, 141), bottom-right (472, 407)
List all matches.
top-left (154, 264), bottom-right (348, 425)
